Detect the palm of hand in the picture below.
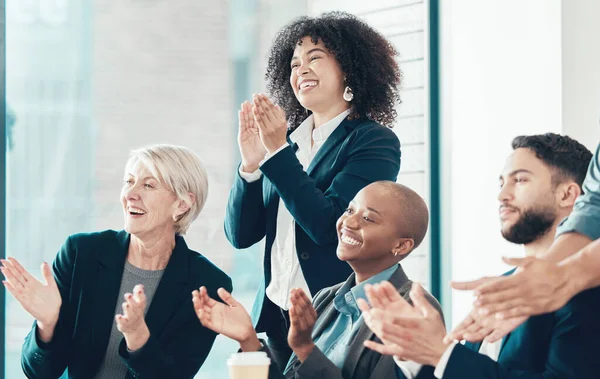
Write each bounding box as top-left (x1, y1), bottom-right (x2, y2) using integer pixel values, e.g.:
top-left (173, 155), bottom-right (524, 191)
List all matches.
top-left (207, 301), bottom-right (253, 342)
top-left (17, 278), bottom-right (61, 325)
top-left (238, 124), bottom-right (266, 162)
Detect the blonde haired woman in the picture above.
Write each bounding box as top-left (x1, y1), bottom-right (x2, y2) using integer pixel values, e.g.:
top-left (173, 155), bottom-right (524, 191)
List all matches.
top-left (2, 145), bottom-right (231, 379)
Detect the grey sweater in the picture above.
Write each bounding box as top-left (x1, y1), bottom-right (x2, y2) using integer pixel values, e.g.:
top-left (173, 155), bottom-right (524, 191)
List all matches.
top-left (94, 261), bottom-right (164, 379)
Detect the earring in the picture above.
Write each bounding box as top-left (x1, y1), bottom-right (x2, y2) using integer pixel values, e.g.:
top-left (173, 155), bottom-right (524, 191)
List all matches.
top-left (343, 86), bottom-right (354, 102)
top-left (393, 251), bottom-right (399, 257)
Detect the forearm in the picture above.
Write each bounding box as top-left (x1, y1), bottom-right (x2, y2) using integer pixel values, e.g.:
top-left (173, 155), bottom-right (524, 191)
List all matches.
top-left (560, 238), bottom-right (600, 294)
top-left (224, 169), bottom-right (267, 249)
top-left (541, 232), bottom-right (592, 262)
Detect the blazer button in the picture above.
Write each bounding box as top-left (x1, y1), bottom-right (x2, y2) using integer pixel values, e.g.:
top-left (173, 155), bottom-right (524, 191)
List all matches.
top-left (300, 252), bottom-right (310, 260)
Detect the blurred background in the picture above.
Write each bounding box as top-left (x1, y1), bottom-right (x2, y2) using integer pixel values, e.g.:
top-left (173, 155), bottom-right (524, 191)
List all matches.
top-left (1, 0), bottom-right (599, 378)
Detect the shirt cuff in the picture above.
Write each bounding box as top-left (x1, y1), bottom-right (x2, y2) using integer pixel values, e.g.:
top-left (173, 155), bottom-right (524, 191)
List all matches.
top-left (434, 342), bottom-right (458, 378)
top-left (393, 356), bottom-right (423, 378)
top-left (238, 165), bottom-right (262, 183)
top-left (259, 142), bottom-right (290, 166)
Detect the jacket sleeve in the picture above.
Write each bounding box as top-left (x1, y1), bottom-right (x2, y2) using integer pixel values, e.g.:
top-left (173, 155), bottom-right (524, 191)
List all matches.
top-left (224, 167), bottom-right (268, 249)
top-left (556, 143), bottom-right (600, 240)
top-left (21, 236), bottom-right (77, 379)
top-left (118, 276), bottom-right (234, 378)
top-left (260, 125), bottom-right (401, 245)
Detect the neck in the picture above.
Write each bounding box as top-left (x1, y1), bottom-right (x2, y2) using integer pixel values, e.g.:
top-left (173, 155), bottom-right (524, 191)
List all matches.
top-left (128, 230), bottom-right (176, 270)
top-left (350, 259), bottom-right (398, 284)
top-left (523, 222), bottom-right (560, 257)
top-left (312, 102), bottom-right (350, 129)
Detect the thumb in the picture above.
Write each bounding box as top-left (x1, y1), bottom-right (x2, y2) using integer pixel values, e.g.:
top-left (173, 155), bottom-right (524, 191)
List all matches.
top-left (41, 262), bottom-right (57, 287)
top-left (217, 288), bottom-right (241, 307)
top-left (502, 256), bottom-right (533, 267)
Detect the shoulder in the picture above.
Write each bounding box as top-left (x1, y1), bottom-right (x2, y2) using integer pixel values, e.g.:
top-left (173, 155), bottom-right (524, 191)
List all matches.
top-left (345, 119), bottom-right (401, 151)
top-left (65, 229), bottom-right (122, 247)
top-left (185, 248), bottom-right (233, 292)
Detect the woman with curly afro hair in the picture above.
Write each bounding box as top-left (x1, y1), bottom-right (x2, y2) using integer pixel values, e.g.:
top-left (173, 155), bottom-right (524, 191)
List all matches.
top-left (224, 11), bottom-right (403, 370)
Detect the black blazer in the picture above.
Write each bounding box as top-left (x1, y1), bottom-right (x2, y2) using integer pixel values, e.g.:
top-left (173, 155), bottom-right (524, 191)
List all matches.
top-left (224, 118), bottom-right (401, 329)
top-left (21, 230), bottom-right (232, 379)
top-left (440, 272), bottom-right (600, 379)
top-left (263, 265), bottom-right (442, 379)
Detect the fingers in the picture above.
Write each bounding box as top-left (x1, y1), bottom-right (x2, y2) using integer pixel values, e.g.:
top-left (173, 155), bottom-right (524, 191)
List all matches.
top-left (444, 314), bottom-right (474, 343)
top-left (40, 262), bottom-right (57, 288)
top-left (364, 340), bottom-right (403, 356)
top-left (133, 285), bottom-right (146, 305)
top-left (496, 306), bottom-right (532, 320)
top-left (217, 287), bottom-right (240, 307)
top-left (379, 281), bottom-right (403, 304)
top-left (409, 283), bottom-right (435, 318)
top-left (472, 275), bottom-right (521, 297)
top-left (365, 284), bottom-right (385, 309)
top-left (484, 317), bottom-right (526, 342)
top-left (1, 261), bottom-right (26, 290)
top-left (476, 293), bottom-right (522, 315)
top-left (357, 298), bottom-right (371, 313)
top-left (450, 276), bottom-right (495, 291)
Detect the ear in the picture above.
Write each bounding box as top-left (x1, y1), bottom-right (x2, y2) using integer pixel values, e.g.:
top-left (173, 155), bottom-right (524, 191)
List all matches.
top-left (556, 182), bottom-right (581, 208)
top-left (392, 238), bottom-right (415, 258)
top-left (173, 192), bottom-right (196, 221)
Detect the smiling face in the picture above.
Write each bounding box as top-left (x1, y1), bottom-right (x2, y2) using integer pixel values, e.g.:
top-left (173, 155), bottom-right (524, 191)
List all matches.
top-left (120, 159), bottom-right (187, 238)
top-left (289, 36), bottom-right (348, 115)
top-left (498, 148), bottom-right (559, 244)
top-left (336, 184), bottom-right (414, 272)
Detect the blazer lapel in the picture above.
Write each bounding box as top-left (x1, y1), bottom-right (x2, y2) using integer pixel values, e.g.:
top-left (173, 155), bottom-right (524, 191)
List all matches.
top-left (342, 265), bottom-right (410, 377)
top-left (90, 230), bottom-right (129, 361)
top-left (306, 118), bottom-right (361, 176)
top-left (144, 235), bottom-right (189, 336)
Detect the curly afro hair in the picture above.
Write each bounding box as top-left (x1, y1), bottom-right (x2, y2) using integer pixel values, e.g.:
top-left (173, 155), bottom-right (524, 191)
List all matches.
top-left (265, 11), bottom-right (402, 129)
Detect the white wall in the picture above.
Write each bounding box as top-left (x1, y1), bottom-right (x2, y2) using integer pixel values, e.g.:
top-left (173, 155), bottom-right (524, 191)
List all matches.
top-left (439, 0), bottom-right (563, 325)
top-left (561, 0), bottom-right (600, 150)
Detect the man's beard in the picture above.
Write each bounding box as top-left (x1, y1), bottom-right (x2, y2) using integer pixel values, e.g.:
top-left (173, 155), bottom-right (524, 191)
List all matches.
top-left (501, 206), bottom-right (556, 245)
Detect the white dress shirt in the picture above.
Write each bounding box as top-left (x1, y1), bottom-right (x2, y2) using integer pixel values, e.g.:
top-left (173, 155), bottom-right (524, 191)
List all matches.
top-left (239, 109), bottom-right (351, 310)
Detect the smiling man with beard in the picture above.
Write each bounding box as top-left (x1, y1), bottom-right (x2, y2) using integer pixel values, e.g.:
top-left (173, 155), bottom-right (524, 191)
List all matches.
top-left (362, 134), bottom-right (600, 379)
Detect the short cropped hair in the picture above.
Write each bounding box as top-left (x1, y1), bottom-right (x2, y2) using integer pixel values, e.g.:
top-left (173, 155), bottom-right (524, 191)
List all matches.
top-left (511, 133), bottom-right (592, 192)
top-left (126, 144), bottom-right (209, 235)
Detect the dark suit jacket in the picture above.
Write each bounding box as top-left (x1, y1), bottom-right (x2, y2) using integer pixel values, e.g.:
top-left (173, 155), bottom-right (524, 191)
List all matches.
top-left (21, 230), bottom-right (232, 379)
top-left (441, 273), bottom-right (600, 379)
top-left (224, 118), bottom-right (401, 329)
top-left (261, 265), bottom-right (442, 379)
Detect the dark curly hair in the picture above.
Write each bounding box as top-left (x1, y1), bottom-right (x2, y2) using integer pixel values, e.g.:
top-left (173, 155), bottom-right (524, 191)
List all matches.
top-left (512, 133), bottom-right (592, 191)
top-left (265, 11), bottom-right (402, 129)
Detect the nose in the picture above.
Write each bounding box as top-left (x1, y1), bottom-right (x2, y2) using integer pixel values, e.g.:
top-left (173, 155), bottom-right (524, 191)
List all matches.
top-left (298, 60), bottom-right (310, 76)
top-left (342, 212), bottom-right (360, 229)
top-left (125, 185), bottom-right (141, 201)
top-left (497, 182), bottom-right (513, 203)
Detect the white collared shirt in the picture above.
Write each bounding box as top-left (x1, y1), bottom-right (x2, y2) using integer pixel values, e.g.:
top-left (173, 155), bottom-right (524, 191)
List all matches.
top-left (239, 109), bottom-right (351, 309)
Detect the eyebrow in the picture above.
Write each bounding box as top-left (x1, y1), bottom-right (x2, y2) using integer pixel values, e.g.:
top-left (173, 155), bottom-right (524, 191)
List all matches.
top-left (366, 207), bottom-right (381, 215)
top-left (126, 174), bottom-right (158, 181)
top-left (291, 48), bottom-right (327, 62)
top-left (499, 169), bottom-right (534, 180)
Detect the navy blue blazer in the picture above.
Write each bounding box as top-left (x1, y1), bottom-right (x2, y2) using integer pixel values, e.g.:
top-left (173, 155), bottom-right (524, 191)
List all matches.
top-left (224, 118), bottom-right (401, 329)
top-left (440, 276), bottom-right (600, 378)
top-left (21, 230), bottom-right (232, 379)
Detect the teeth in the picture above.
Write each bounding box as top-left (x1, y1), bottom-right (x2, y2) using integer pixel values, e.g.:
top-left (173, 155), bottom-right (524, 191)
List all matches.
top-left (300, 81), bottom-right (318, 90)
top-left (128, 207), bottom-right (146, 215)
top-left (341, 234), bottom-right (361, 246)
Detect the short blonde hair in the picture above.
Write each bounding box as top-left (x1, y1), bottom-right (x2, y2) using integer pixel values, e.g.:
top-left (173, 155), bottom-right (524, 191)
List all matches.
top-left (126, 144), bottom-right (209, 235)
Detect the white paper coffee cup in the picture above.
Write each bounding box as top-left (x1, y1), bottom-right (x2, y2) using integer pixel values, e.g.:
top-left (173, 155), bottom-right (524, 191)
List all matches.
top-left (227, 352), bottom-right (271, 379)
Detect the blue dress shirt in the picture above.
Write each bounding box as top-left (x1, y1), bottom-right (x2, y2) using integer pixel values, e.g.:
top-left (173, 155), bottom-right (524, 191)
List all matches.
top-left (556, 143), bottom-right (600, 240)
top-left (311, 264), bottom-right (399, 368)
